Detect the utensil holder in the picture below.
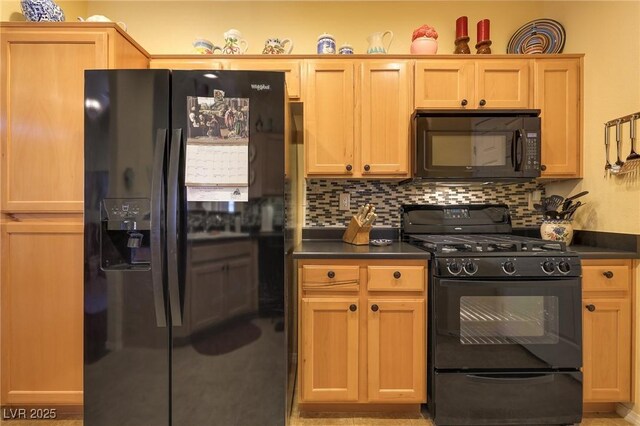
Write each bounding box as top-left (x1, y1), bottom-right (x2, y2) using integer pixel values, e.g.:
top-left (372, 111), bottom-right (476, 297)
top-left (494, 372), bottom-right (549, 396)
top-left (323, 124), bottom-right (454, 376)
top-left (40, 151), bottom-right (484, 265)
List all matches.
top-left (342, 216), bottom-right (372, 245)
top-left (540, 220), bottom-right (574, 245)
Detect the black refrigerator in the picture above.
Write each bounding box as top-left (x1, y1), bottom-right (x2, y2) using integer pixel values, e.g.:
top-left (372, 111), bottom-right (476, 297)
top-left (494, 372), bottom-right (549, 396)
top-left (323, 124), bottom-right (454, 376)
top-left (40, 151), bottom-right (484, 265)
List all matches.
top-left (84, 69), bottom-right (298, 426)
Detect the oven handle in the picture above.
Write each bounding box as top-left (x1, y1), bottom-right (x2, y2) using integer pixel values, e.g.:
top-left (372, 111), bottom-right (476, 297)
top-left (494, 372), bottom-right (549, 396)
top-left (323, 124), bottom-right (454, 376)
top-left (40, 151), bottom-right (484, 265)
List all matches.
top-left (466, 373), bottom-right (554, 385)
top-left (437, 278), bottom-right (580, 288)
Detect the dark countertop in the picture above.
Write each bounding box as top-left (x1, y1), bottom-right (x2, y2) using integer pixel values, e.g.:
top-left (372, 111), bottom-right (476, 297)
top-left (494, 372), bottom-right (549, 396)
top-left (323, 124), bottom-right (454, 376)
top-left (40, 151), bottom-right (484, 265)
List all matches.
top-left (293, 241), bottom-right (430, 260)
top-left (567, 245), bottom-right (639, 259)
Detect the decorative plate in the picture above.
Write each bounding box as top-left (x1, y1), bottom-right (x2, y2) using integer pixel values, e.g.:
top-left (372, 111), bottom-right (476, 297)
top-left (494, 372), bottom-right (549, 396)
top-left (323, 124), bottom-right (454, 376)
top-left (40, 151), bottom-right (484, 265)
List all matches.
top-left (370, 239), bottom-right (392, 247)
top-left (507, 19), bottom-right (565, 54)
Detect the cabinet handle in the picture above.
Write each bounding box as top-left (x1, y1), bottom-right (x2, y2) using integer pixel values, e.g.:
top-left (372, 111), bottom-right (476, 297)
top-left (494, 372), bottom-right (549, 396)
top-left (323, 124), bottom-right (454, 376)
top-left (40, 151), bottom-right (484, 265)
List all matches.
top-left (585, 304), bottom-right (596, 312)
top-left (371, 304), bottom-right (379, 312)
top-left (393, 271), bottom-right (401, 279)
top-left (540, 164), bottom-right (547, 171)
top-left (346, 164), bottom-right (353, 172)
top-left (461, 99), bottom-right (468, 107)
top-left (349, 304), bottom-right (357, 312)
top-left (603, 271), bottom-right (614, 279)
top-left (327, 270), bottom-right (335, 279)
top-left (479, 99), bottom-right (487, 107)
top-left (364, 164), bottom-right (371, 172)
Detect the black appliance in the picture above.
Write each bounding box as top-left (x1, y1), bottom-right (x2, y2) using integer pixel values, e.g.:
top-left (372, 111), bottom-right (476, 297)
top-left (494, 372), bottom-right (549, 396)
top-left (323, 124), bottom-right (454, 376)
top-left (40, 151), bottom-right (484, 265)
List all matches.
top-left (84, 70), bottom-right (297, 426)
top-left (412, 110), bottom-right (541, 181)
top-left (402, 204), bottom-right (582, 425)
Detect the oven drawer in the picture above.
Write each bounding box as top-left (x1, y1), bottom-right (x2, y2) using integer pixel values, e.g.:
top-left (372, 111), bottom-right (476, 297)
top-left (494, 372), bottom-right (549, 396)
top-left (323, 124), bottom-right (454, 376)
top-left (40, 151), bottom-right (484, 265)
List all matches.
top-left (367, 266), bottom-right (424, 291)
top-left (302, 265), bottom-right (359, 291)
top-left (433, 371), bottom-right (582, 425)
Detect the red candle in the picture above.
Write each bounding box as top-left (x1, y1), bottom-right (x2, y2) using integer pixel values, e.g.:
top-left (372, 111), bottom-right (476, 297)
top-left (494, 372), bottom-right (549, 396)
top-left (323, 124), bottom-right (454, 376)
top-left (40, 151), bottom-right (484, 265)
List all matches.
top-left (477, 19), bottom-right (490, 42)
top-left (456, 16), bottom-right (468, 38)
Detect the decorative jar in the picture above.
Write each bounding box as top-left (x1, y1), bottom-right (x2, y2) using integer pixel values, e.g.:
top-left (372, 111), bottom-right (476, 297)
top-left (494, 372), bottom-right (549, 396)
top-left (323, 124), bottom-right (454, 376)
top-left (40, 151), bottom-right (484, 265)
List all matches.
top-left (410, 37), bottom-right (438, 54)
top-left (21, 0), bottom-right (65, 21)
top-left (540, 220), bottom-right (574, 245)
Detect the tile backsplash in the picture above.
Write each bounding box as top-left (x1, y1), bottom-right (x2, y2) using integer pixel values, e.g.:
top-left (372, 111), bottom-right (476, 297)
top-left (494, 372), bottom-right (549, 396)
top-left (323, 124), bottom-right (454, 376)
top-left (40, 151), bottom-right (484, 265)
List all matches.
top-left (305, 180), bottom-right (545, 228)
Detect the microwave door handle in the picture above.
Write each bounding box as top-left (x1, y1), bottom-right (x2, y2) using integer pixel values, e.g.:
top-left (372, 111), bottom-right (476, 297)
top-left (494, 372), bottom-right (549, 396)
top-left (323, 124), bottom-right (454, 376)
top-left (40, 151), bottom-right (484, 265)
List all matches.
top-left (511, 131), bottom-right (517, 169)
top-left (515, 129), bottom-right (526, 171)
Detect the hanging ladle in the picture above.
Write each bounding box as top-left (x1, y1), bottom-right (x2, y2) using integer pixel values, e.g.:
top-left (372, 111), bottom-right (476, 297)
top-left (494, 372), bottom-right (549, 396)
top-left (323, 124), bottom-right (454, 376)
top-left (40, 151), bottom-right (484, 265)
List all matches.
top-left (611, 119), bottom-right (623, 174)
top-left (620, 114), bottom-right (640, 173)
top-left (604, 123), bottom-right (612, 177)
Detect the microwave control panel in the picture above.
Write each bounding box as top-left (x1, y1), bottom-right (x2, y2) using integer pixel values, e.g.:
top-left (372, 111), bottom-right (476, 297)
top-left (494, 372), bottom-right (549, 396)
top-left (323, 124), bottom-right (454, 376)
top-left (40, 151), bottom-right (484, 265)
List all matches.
top-left (523, 132), bottom-right (540, 171)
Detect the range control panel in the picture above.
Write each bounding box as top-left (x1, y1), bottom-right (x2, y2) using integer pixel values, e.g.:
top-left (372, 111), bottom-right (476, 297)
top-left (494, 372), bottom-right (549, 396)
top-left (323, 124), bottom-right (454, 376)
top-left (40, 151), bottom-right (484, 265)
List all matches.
top-left (435, 255), bottom-right (581, 278)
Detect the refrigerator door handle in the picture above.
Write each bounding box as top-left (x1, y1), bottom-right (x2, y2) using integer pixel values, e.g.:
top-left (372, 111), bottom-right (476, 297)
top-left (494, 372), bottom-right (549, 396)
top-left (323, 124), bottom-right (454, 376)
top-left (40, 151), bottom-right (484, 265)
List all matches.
top-left (150, 128), bottom-right (168, 328)
top-left (167, 128), bottom-right (184, 326)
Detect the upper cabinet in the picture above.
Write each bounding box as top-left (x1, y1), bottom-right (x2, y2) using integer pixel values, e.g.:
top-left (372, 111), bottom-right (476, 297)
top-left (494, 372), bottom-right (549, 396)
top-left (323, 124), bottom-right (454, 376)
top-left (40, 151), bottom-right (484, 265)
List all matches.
top-left (0, 24), bottom-right (148, 213)
top-left (149, 57), bottom-right (301, 99)
top-left (305, 61), bottom-right (356, 176)
top-left (534, 58), bottom-right (582, 178)
top-left (415, 59), bottom-right (531, 109)
top-left (305, 60), bottom-right (412, 178)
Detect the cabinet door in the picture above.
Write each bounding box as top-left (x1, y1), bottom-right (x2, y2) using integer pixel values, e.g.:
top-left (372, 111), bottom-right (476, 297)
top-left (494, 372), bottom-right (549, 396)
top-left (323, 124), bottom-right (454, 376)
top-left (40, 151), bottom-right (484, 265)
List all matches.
top-left (0, 31), bottom-right (107, 212)
top-left (534, 59), bottom-right (581, 177)
top-left (367, 299), bottom-right (425, 402)
top-left (301, 297), bottom-right (359, 402)
top-left (149, 58), bottom-right (223, 70)
top-left (414, 60), bottom-right (474, 108)
top-left (475, 60), bottom-right (531, 109)
top-left (226, 255), bottom-right (255, 317)
top-left (226, 59), bottom-right (301, 99)
top-left (583, 298), bottom-right (631, 402)
top-left (190, 260), bottom-right (226, 331)
top-left (1, 221), bottom-right (83, 404)
top-left (305, 61), bottom-right (355, 176)
top-left (359, 61), bottom-right (412, 177)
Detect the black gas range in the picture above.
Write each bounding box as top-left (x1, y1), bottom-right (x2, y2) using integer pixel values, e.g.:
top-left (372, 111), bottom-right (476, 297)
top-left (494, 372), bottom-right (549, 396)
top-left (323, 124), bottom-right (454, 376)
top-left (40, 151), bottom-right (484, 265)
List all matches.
top-left (402, 204), bottom-right (583, 426)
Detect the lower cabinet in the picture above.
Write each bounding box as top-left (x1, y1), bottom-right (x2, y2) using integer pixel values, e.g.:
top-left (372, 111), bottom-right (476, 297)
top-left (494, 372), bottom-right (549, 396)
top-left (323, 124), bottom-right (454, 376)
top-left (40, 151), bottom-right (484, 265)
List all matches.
top-left (582, 259), bottom-right (633, 403)
top-left (298, 259), bottom-right (426, 405)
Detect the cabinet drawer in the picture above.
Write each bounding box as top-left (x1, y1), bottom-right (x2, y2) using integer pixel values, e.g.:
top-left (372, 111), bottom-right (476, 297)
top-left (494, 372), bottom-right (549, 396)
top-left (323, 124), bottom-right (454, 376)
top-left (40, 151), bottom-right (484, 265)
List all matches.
top-left (302, 265), bottom-right (359, 291)
top-left (583, 264), bottom-right (630, 293)
top-left (367, 266), bottom-right (424, 291)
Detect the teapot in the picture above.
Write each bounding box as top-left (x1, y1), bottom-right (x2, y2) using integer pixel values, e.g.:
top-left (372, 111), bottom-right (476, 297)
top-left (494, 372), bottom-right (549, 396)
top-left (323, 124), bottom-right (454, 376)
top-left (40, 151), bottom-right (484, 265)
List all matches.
top-left (366, 30), bottom-right (394, 54)
top-left (262, 38), bottom-right (293, 55)
top-left (78, 15), bottom-right (127, 31)
top-left (223, 29), bottom-right (249, 55)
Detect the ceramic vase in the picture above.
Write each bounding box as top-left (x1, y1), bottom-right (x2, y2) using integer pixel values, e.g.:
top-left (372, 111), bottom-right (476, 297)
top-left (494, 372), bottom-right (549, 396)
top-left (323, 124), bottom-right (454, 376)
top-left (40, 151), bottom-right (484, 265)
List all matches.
top-left (540, 220), bottom-right (574, 245)
top-left (410, 37), bottom-right (438, 54)
top-left (21, 0), bottom-right (65, 21)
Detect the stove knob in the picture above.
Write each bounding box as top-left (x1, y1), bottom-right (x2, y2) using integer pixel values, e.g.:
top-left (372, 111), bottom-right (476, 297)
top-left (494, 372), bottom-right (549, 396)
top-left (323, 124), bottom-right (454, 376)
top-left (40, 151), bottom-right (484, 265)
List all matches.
top-left (542, 261), bottom-right (555, 274)
top-left (502, 261), bottom-right (516, 275)
top-left (558, 261), bottom-right (571, 274)
top-left (464, 262), bottom-right (478, 275)
top-left (447, 262), bottom-right (462, 275)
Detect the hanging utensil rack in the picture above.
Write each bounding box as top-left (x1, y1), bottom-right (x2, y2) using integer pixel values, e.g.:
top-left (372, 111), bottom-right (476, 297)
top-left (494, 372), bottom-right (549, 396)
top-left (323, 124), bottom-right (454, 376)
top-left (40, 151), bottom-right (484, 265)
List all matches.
top-left (604, 111), bottom-right (640, 176)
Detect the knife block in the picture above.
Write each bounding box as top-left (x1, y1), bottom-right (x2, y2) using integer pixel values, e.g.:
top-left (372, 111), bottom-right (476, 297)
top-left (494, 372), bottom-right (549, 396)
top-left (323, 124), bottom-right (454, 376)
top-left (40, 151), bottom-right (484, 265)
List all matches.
top-left (342, 216), bottom-right (372, 245)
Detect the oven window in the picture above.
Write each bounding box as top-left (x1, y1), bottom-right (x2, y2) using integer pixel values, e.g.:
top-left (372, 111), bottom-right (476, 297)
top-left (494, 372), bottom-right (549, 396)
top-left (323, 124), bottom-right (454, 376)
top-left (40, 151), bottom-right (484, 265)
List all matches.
top-left (460, 296), bottom-right (559, 345)
top-left (431, 134), bottom-right (508, 166)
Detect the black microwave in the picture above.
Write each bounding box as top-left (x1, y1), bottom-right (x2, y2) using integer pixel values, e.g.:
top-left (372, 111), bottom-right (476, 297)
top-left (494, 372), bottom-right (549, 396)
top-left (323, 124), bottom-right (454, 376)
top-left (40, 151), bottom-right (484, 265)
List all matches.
top-left (413, 110), bottom-right (541, 181)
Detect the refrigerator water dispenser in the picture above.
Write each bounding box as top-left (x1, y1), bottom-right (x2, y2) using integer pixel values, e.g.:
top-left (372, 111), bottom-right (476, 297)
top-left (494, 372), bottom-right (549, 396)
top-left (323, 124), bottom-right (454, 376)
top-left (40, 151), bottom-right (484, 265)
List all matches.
top-left (100, 198), bottom-right (151, 269)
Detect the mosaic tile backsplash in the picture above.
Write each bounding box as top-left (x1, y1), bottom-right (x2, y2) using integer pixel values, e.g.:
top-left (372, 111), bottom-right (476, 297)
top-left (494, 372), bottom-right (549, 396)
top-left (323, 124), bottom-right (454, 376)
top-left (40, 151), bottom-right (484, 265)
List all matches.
top-left (305, 180), bottom-right (545, 228)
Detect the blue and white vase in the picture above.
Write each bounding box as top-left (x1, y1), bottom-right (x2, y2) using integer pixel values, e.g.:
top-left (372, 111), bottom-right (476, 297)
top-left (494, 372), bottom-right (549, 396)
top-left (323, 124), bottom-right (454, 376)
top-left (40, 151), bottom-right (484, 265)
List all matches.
top-left (338, 43), bottom-right (354, 55)
top-left (21, 0), bottom-right (65, 22)
top-left (317, 33), bottom-right (336, 54)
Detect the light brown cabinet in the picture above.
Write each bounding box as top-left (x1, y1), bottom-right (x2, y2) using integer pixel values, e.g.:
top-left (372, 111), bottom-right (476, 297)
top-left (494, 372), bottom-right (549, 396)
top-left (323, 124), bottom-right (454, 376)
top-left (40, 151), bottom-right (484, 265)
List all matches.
top-left (0, 23), bottom-right (149, 406)
top-left (298, 259), bottom-right (426, 407)
top-left (367, 299), bottom-right (425, 402)
top-left (305, 60), bottom-right (412, 178)
top-left (534, 58), bottom-right (582, 178)
top-left (300, 297), bottom-right (360, 402)
top-left (415, 59), bottom-right (530, 109)
top-left (150, 57), bottom-right (301, 99)
top-left (582, 259), bottom-right (633, 403)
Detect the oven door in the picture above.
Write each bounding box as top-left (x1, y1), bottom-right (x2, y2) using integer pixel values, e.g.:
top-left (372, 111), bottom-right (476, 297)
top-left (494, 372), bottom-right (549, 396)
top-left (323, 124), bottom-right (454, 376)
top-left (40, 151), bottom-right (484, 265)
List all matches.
top-left (433, 277), bottom-right (581, 370)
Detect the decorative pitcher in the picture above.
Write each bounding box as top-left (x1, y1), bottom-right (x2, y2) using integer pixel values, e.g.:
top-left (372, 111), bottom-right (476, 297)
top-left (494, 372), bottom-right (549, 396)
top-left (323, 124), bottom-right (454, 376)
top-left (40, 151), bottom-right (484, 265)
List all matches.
top-left (192, 38), bottom-right (222, 55)
top-left (262, 38), bottom-right (293, 55)
top-left (223, 29), bottom-right (249, 55)
top-left (367, 30), bottom-right (393, 54)
top-left (21, 0), bottom-right (65, 21)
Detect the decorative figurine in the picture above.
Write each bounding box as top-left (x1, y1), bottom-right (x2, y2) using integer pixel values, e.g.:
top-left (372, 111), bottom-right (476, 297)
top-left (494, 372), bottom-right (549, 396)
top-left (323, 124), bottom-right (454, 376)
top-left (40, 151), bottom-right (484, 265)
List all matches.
top-left (454, 16), bottom-right (470, 54)
top-left (410, 25), bottom-right (438, 54)
top-left (476, 19), bottom-right (492, 54)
